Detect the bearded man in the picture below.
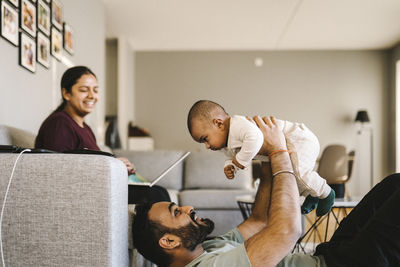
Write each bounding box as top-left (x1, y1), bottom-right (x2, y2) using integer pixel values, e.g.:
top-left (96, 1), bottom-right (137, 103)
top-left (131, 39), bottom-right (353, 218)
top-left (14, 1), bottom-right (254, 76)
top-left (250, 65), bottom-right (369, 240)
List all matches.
top-left (132, 116), bottom-right (400, 267)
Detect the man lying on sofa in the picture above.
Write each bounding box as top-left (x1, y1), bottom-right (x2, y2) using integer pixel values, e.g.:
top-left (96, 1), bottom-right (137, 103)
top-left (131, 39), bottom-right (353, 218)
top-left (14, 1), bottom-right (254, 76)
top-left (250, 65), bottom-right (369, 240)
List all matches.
top-left (132, 116), bottom-right (400, 267)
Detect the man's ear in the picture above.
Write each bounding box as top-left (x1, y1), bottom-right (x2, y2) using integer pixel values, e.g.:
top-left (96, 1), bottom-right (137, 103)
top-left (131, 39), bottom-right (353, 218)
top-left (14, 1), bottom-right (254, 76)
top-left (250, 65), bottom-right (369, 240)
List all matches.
top-left (212, 118), bottom-right (224, 129)
top-left (61, 88), bottom-right (71, 101)
top-left (159, 234), bottom-right (181, 250)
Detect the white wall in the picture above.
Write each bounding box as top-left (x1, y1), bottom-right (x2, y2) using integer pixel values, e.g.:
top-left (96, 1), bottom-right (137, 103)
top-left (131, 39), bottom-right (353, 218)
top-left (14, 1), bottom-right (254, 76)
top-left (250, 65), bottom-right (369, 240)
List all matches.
top-left (117, 37), bottom-right (135, 149)
top-left (0, 0), bottom-right (105, 144)
top-left (134, 50), bottom-right (390, 183)
top-left (105, 39), bottom-right (118, 116)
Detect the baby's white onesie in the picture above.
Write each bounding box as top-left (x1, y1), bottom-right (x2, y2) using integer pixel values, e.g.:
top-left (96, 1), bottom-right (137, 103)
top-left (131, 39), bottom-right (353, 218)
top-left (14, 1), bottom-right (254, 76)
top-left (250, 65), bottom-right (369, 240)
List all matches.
top-left (222, 115), bottom-right (331, 198)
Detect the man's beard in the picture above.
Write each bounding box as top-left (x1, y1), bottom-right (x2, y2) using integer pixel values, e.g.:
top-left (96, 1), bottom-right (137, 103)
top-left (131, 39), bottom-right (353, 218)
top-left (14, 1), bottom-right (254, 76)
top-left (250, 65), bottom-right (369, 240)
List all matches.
top-left (170, 218), bottom-right (214, 251)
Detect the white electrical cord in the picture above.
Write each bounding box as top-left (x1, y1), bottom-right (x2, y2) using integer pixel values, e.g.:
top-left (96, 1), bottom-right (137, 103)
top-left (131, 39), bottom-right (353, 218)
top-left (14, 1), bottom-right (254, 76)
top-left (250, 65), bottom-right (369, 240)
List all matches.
top-left (0, 149), bottom-right (31, 267)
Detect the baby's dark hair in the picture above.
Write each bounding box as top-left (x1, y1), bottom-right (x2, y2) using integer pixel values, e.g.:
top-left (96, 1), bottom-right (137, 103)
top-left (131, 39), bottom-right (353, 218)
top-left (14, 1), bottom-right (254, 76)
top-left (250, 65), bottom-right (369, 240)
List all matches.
top-left (187, 100), bottom-right (228, 135)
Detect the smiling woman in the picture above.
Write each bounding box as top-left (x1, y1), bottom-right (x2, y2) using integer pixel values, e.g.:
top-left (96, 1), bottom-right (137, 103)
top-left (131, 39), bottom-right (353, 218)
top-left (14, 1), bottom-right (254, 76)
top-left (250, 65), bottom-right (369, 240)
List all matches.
top-left (35, 66), bottom-right (101, 152)
top-left (34, 66), bottom-right (136, 175)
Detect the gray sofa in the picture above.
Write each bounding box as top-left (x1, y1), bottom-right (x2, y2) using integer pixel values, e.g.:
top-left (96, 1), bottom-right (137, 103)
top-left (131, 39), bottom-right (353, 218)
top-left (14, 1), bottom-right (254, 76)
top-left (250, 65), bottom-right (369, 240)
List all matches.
top-left (0, 125), bottom-right (129, 266)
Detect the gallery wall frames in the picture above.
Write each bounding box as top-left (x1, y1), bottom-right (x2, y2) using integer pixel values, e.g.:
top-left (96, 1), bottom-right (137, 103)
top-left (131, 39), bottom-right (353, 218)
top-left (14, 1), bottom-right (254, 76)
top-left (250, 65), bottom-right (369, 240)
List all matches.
top-left (19, 31), bottom-right (36, 72)
top-left (63, 21), bottom-right (72, 54)
top-left (20, 0), bottom-right (36, 37)
top-left (50, 26), bottom-right (61, 61)
top-left (37, 0), bottom-right (50, 36)
top-left (0, 0), bottom-right (75, 73)
top-left (1, 0), bottom-right (19, 46)
top-left (51, 0), bottom-right (61, 30)
top-left (37, 30), bottom-right (49, 68)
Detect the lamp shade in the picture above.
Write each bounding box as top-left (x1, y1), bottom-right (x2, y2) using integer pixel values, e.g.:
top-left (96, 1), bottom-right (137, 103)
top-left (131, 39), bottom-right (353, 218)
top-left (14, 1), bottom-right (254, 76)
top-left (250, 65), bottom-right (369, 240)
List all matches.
top-left (355, 110), bottom-right (370, 123)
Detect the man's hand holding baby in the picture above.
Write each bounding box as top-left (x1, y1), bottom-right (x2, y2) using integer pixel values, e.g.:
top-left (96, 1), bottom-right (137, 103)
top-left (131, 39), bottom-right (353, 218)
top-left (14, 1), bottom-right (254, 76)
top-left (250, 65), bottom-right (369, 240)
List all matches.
top-left (249, 116), bottom-right (287, 155)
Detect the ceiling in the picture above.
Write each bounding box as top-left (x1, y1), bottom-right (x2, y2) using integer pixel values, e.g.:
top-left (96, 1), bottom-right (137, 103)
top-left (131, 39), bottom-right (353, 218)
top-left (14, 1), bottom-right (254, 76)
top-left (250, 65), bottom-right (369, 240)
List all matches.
top-left (103, 0), bottom-right (400, 51)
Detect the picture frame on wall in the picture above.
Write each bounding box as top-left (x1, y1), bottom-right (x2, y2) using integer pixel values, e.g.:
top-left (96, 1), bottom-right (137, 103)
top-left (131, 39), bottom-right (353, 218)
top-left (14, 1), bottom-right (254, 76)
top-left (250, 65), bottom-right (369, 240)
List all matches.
top-left (8, 0), bottom-right (19, 8)
top-left (51, 0), bottom-right (62, 30)
top-left (37, 0), bottom-right (50, 36)
top-left (1, 1), bottom-right (19, 46)
top-left (51, 26), bottom-right (62, 61)
top-left (63, 22), bottom-right (73, 55)
top-left (20, 0), bottom-right (36, 37)
top-left (37, 31), bottom-right (50, 68)
top-left (19, 32), bottom-right (36, 73)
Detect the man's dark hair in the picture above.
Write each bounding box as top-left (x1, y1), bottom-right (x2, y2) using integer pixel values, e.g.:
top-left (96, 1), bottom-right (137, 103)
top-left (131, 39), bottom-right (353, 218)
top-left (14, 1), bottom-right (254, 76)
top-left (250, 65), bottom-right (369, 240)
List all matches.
top-left (187, 100), bottom-right (228, 135)
top-left (132, 202), bottom-right (172, 267)
top-left (132, 202), bottom-right (215, 267)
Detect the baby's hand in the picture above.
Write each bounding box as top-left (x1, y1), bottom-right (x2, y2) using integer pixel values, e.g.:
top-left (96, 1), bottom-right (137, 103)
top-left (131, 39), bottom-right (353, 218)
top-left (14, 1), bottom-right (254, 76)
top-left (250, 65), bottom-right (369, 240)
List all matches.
top-left (224, 165), bottom-right (235, 179)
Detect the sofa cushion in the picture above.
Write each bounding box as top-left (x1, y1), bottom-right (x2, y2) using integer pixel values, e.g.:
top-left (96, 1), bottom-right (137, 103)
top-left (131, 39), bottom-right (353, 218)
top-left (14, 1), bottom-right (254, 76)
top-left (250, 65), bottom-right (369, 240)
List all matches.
top-left (184, 151), bottom-right (253, 190)
top-left (179, 189), bottom-right (255, 209)
top-left (0, 125), bottom-right (35, 147)
top-left (114, 149), bottom-right (185, 190)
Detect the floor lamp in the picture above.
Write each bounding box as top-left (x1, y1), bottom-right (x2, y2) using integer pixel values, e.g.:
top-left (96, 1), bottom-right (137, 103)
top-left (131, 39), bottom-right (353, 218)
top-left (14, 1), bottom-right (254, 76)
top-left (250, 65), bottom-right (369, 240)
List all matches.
top-left (355, 110), bottom-right (373, 188)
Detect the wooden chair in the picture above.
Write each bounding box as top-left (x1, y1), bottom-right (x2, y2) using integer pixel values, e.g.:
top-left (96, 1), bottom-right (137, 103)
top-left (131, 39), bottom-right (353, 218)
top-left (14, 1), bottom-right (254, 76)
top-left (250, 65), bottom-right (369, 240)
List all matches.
top-left (317, 144), bottom-right (355, 198)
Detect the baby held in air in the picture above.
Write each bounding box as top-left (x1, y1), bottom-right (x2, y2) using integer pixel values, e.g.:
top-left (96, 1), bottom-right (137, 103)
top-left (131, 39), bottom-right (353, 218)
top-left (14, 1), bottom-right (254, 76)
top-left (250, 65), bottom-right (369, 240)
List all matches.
top-left (187, 100), bottom-right (335, 216)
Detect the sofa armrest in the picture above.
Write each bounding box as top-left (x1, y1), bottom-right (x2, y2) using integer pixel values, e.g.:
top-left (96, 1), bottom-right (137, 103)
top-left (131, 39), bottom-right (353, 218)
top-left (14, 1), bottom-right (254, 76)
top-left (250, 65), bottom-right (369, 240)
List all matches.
top-left (0, 154), bottom-right (129, 267)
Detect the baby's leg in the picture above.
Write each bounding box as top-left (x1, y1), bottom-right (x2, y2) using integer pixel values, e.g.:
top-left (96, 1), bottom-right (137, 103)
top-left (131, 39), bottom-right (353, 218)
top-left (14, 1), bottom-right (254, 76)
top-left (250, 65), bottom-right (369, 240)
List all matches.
top-left (297, 169), bottom-right (332, 198)
top-left (297, 167), bottom-right (335, 216)
top-left (284, 122), bottom-right (329, 197)
top-left (302, 170), bottom-right (336, 216)
top-left (284, 122), bottom-right (334, 215)
top-left (295, 163), bottom-right (335, 215)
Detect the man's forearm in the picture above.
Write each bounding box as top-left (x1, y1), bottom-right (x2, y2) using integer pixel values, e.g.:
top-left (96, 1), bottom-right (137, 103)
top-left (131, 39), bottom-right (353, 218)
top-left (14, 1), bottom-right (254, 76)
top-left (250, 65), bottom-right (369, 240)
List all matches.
top-left (238, 162), bottom-right (272, 240)
top-left (245, 151), bottom-right (301, 267)
top-left (251, 162), bottom-right (272, 222)
top-left (243, 116), bottom-right (302, 267)
top-left (268, 151), bottom-right (301, 236)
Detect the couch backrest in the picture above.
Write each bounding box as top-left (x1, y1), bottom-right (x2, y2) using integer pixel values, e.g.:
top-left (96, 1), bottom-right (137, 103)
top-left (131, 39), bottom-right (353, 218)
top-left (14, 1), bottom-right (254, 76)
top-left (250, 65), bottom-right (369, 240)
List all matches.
top-left (0, 125), bottom-right (36, 147)
top-left (114, 149), bottom-right (185, 190)
top-left (184, 151), bottom-right (253, 190)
